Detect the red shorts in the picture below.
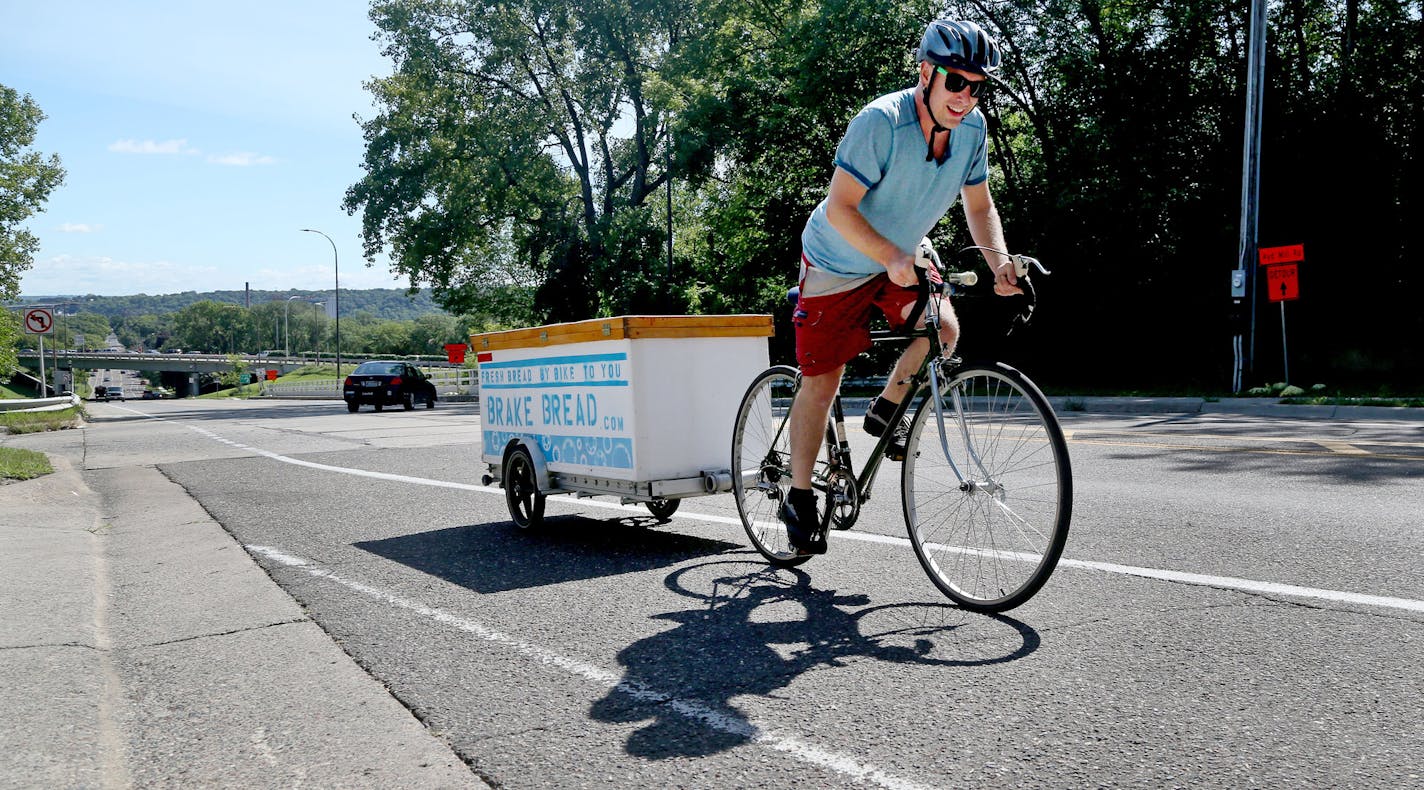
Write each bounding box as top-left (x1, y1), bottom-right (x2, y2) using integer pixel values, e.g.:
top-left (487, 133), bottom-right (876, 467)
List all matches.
top-left (793, 268), bottom-right (921, 377)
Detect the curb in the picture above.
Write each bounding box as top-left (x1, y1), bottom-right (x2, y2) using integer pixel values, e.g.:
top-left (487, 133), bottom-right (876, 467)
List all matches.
top-left (0, 455), bottom-right (485, 788)
top-left (1048, 396), bottom-right (1424, 421)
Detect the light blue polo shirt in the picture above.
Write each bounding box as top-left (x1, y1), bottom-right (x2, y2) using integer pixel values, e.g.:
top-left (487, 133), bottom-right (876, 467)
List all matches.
top-left (801, 88), bottom-right (989, 278)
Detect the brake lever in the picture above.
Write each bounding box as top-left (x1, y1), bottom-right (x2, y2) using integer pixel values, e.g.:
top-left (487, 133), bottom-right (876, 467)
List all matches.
top-left (1010, 254), bottom-right (1051, 278)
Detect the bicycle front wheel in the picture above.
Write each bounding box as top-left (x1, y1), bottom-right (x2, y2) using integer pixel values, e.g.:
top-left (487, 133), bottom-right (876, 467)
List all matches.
top-left (732, 365), bottom-right (819, 567)
top-left (902, 362), bottom-right (1072, 611)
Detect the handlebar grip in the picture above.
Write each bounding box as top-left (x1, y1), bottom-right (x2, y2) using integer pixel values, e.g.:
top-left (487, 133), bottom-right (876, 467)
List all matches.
top-left (947, 271), bottom-right (978, 287)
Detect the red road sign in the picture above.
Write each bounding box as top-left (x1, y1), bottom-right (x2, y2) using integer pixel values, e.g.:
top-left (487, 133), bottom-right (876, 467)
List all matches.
top-left (1259, 244), bottom-right (1305, 265)
top-left (1266, 263), bottom-right (1300, 302)
top-left (23, 308), bottom-right (54, 334)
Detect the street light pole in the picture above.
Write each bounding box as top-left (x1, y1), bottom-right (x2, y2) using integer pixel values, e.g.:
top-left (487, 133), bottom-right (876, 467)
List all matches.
top-left (283, 295), bottom-right (305, 357)
top-left (300, 229), bottom-right (340, 378)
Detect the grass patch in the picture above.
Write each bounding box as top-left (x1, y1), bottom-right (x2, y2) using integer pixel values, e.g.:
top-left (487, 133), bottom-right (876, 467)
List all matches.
top-left (0, 406), bottom-right (85, 434)
top-left (1280, 396), bottom-right (1424, 408)
top-left (200, 363), bottom-right (351, 398)
top-left (0, 446), bottom-right (54, 481)
top-left (278, 363), bottom-right (348, 381)
top-left (1, 381), bottom-right (40, 398)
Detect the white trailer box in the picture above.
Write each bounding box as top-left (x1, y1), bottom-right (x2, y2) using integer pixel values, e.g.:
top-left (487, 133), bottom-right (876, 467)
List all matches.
top-left (473, 315), bottom-right (774, 496)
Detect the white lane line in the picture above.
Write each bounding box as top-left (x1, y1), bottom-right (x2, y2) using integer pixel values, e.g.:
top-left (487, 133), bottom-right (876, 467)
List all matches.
top-left (1055, 558), bottom-right (1424, 613)
top-left (138, 406), bottom-right (1424, 615)
top-left (247, 545), bottom-right (934, 790)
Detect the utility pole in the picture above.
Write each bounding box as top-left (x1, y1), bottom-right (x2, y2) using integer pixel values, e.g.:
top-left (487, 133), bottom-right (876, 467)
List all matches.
top-left (1234, 0), bottom-right (1268, 390)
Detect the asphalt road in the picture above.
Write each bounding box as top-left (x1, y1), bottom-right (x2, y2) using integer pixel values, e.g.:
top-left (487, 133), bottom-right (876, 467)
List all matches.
top-left (63, 398), bottom-right (1424, 787)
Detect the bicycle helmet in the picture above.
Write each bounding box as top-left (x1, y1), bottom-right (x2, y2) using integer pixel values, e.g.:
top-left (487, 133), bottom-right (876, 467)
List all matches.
top-left (915, 20), bottom-right (1002, 162)
top-left (916, 19), bottom-right (1002, 75)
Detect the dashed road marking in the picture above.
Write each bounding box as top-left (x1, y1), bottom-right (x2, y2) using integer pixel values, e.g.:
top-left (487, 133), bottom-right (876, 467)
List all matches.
top-left (247, 545), bottom-right (935, 790)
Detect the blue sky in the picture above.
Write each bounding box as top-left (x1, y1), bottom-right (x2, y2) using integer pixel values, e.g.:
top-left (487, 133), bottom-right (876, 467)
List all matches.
top-left (4, 1), bottom-right (411, 298)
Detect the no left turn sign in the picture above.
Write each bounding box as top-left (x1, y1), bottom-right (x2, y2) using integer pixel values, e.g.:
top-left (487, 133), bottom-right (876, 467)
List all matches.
top-left (23, 308), bottom-right (54, 334)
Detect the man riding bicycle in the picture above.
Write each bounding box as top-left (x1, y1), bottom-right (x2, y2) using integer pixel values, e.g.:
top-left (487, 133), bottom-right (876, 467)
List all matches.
top-left (782, 18), bottom-right (1025, 555)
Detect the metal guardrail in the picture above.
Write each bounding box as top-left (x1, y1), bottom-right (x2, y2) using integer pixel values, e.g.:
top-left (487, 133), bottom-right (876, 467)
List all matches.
top-left (0, 394), bottom-right (82, 413)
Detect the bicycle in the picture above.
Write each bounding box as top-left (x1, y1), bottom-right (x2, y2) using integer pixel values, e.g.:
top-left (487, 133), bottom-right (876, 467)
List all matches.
top-left (730, 246), bottom-right (1072, 612)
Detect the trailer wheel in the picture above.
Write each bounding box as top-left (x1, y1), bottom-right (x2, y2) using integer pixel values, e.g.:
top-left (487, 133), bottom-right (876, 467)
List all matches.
top-left (645, 498), bottom-right (680, 522)
top-left (503, 446), bottom-right (546, 529)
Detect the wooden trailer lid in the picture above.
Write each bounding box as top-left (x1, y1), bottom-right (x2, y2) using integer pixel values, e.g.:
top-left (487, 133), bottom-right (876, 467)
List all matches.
top-left (471, 314), bottom-right (774, 352)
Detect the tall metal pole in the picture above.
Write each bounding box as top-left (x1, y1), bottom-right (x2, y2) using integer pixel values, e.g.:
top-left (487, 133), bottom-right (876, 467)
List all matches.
top-left (300, 229), bottom-right (340, 379)
top-left (1236, 0), bottom-right (1268, 382)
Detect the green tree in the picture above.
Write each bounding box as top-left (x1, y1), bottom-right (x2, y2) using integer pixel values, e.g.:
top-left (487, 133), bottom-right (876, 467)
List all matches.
top-left (1, 84), bottom-right (66, 373)
top-left (219, 354), bottom-right (251, 393)
top-left (362, 318), bottom-right (415, 355)
top-left (172, 301), bottom-right (247, 353)
top-left (672, 0), bottom-right (936, 363)
top-left (346, 0), bottom-right (692, 322)
top-left (288, 302), bottom-right (329, 357)
top-left (338, 0), bottom-right (1422, 390)
top-left (112, 313), bottom-right (172, 351)
top-left (66, 312), bottom-right (114, 350)
top-left (410, 312), bottom-right (462, 355)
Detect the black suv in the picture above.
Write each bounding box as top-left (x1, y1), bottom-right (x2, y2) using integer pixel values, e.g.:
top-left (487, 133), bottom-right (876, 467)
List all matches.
top-left (343, 361), bottom-right (438, 412)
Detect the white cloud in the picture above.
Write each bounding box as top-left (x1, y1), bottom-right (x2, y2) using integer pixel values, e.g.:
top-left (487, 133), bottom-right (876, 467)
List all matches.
top-left (19, 254), bottom-right (221, 296)
top-left (207, 152), bottom-right (277, 166)
top-left (56, 223), bottom-right (101, 233)
top-left (108, 138), bottom-right (200, 155)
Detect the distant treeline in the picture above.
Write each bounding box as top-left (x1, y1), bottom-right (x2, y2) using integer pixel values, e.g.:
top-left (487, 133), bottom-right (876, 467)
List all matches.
top-left (18, 288), bottom-right (448, 321)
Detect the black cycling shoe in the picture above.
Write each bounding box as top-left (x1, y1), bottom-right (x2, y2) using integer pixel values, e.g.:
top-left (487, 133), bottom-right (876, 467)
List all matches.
top-left (780, 497), bottom-right (827, 555)
top-left (864, 397), bottom-right (911, 461)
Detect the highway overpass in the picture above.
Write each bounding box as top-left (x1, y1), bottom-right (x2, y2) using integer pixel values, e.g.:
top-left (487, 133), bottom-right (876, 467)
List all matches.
top-left (16, 350), bottom-right (312, 375)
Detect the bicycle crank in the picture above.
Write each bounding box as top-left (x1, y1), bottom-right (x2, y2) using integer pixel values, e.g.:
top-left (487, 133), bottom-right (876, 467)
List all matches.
top-left (827, 468), bottom-right (860, 530)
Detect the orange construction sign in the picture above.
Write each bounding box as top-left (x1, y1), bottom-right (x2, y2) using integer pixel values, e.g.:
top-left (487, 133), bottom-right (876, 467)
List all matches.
top-left (1266, 263), bottom-right (1299, 302)
top-left (1259, 244), bottom-right (1304, 265)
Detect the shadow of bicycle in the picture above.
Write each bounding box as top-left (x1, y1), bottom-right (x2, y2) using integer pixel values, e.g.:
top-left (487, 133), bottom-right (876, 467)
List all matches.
top-left (589, 555), bottom-right (1040, 759)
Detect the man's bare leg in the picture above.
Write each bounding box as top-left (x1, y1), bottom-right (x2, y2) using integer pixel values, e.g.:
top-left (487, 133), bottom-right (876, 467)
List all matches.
top-left (874, 295), bottom-right (959, 407)
top-left (782, 367), bottom-right (842, 553)
top-left (789, 366), bottom-right (843, 490)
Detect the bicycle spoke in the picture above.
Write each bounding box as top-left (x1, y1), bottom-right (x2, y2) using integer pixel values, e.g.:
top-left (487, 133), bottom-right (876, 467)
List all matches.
top-left (902, 365), bottom-right (1072, 611)
top-left (733, 366), bottom-right (822, 567)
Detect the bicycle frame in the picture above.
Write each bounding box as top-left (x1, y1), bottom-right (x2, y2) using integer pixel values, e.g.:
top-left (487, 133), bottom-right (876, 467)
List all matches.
top-left (819, 273), bottom-right (972, 507)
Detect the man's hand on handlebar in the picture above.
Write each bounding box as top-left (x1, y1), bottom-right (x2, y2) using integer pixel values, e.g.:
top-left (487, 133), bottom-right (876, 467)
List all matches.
top-left (992, 260), bottom-right (1024, 297)
top-left (885, 254), bottom-right (919, 288)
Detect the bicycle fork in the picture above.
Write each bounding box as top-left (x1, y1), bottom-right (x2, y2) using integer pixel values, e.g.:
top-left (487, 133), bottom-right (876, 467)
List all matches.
top-left (927, 359), bottom-right (994, 491)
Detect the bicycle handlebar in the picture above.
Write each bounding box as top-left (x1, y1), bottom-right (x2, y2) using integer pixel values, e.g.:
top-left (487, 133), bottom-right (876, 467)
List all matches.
top-left (916, 242), bottom-right (1046, 282)
top-left (955, 245), bottom-right (1052, 278)
top-left (914, 244), bottom-right (1048, 334)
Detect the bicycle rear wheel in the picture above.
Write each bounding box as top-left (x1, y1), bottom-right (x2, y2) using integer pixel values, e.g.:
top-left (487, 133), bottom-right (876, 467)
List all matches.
top-left (731, 365), bottom-right (827, 567)
top-left (902, 362), bottom-right (1071, 611)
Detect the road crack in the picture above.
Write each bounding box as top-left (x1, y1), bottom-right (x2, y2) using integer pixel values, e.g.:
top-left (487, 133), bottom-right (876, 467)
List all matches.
top-left (136, 618), bottom-right (311, 649)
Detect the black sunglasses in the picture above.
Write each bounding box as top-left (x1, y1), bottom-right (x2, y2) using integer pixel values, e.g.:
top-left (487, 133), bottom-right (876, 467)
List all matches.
top-left (935, 66), bottom-right (990, 98)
